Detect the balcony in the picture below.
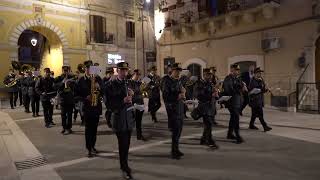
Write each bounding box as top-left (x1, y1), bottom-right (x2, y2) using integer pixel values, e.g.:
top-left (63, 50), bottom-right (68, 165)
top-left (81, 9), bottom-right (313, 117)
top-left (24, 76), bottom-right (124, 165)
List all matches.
top-left (86, 32), bottom-right (118, 51)
top-left (162, 0), bottom-right (280, 36)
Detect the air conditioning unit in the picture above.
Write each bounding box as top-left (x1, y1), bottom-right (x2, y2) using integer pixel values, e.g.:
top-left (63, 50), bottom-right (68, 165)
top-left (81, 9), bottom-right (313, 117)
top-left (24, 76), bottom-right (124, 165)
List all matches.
top-left (261, 37), bottom-right (281, 52)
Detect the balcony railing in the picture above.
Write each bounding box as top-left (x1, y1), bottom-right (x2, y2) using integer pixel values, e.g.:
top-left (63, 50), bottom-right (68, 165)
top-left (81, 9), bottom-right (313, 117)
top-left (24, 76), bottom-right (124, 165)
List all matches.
top-left (163, 0), bottom-right (280, 29)
top-left (87, 32), bottom-right (115, 45)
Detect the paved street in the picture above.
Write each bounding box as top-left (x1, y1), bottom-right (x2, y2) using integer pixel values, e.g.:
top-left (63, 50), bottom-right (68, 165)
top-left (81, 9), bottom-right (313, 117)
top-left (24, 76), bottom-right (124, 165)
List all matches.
top-left (1, 105), bottom-right (320, 180)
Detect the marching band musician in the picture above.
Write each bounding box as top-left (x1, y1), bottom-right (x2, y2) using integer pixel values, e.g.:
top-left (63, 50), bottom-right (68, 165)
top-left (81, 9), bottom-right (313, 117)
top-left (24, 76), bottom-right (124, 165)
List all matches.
top-left (222, 64), bottom-right (247, 144)
top-left (193, 68), bottom-right (219, 148)
top-left (75, 60), bottom-right (102, 158)
top-left (55, 65), bottom-right (76, 135)
top-left (210, 66), bottom-right (219, 125)
top-left (103, 67), bottom-right (115, 128)
top-left (105, 62), bottom-right (135, 179)
top-left (3, 68), bottom-right (19, 109)
top-left (130, 69), bottom-right (147, 141)
top-left (36, 68), bottom-right (56, 128)
top-left (21, 69), bottom-right (33, 113)
top-left (27, 69), bottom-right (40, 117)
top-left (160, 64), bottom-right (172, 92)
top-left (162, 63), bottom-right (185, 160)
top-left (248, 67), bottom-right (272, 132)
top-left (146, 66), bottom-right (162, 123)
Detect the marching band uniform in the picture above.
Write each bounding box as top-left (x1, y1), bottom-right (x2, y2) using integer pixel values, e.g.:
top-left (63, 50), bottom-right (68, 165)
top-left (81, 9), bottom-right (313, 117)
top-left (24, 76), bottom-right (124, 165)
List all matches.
top-left (103, 67), bottom-right (114, 128)
top-left (223, 64), bottom-right (246, 144)
top-left (75, 60), bottom-right (102, 158)
top-left (3, 70), bottom-right (19, 109)
top-left (36, 68), bottom-right (56, 128)
top-left (105, 62), bottom-right (135, 179)
top-left (22, 71), bottom-right (32, 113)
top-left (162, 63), bottom-right (185, 160)
top-left (194, 68), bottom-right (218, 148)
top-left (248, 67), bottom-right (272, 132)
top-left (146, 66), bottom-right (161, 123)
top-left (129, 69), bottom-right (146, 141)
top-left (26, 74), bottom-right (40, 117)
top-left (55, 66), bottom-right (75, 135)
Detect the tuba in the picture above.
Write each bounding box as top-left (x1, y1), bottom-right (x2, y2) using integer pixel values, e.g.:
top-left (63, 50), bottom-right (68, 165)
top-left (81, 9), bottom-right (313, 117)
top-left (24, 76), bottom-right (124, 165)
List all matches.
top-left (141, 76), bottom-right (151, 98)
top-left (5, 61), bottom-right (22, 88)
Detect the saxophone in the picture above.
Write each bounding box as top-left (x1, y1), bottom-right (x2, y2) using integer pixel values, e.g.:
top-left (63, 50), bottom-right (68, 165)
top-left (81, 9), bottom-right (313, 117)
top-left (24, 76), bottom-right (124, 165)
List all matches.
top-left (91, 74), bottom-right (99, 107)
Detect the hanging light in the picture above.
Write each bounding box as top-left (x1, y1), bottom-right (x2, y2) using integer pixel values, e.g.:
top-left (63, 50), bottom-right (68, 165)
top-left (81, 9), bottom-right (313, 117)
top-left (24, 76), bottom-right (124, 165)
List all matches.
top-left (31, 38), bottom-right (37, 46)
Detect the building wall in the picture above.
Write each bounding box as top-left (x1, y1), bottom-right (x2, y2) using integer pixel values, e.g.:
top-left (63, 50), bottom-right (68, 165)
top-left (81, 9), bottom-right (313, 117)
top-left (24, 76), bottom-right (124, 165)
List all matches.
top-left (156, 0), bottom-right (318, 100)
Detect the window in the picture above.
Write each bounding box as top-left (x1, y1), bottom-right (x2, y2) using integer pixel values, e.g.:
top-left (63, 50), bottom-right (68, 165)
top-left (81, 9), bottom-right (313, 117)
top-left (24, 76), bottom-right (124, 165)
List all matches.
top-left (89, 15), bottom-right (106, 43)
top-left (187, 63), bottom-right (201, 78)
top-left (126, 21), bottom-right (135, 39)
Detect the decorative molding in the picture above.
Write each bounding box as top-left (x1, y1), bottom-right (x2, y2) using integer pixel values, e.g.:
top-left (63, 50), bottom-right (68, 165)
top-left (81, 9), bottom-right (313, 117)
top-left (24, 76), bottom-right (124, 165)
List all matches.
top-left (8, 19), bottom-right (69, 48)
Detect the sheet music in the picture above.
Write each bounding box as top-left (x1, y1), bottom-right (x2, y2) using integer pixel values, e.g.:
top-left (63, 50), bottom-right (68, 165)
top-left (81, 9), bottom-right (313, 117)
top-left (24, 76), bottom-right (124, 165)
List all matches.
top-left (218, 96), bottom-right (232, 102)
top-left (249, 88), bottom-right (261, 95)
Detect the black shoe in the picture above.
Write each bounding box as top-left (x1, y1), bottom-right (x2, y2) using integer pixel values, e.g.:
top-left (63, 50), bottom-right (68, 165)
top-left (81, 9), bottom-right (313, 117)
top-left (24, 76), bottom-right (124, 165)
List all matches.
top-left (177, 150), bottom-right (184, 157)
top-left (227, 134), bottom-right (237, 140)
top-left (212, 121), bottom-right (218, 126)
top-left (239, 111), bottom-right (243, 116)
top-left (171, 152), bottom-right (181, 160)
top-left (25, 110), bottom-right (30, 113)
top-left (208, 140), bottom-right (219, 149)
top-left (32, 114), bottom-right (36, 117)
top-left (50, 122), bottom-right (56, 126)
top-left (137, 135), bottom-right (147, 141)
top-left (122, 170), bottom-right (133, 180)
top-left (11, 107), bottom-right (14, 109)
top-left (264, 126), bottom-right (272, 132)
top-left (68, 129), bottom-right (73, 134)
top-left (92, 148), bottom-right (100, 154)
top-left (200, 138), bottom-right (207, 145)
top-left (61, 129), bottom-right (66, 134)
top-left (45, 124), bottom-right (51, 128)
top-left (249, 125), bottom-right (259, 130)
top-left (87, 151), bottom-right (95, 158)
top-left (36, 113), bottom-right (40, 117)
top-left (235, 136), bottom-right (244, 144)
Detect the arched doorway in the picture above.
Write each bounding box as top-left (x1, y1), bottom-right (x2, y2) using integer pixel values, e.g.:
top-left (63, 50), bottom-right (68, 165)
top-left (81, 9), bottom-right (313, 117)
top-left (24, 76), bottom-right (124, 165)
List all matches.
top-left (18, 30), bottom-right (47, 69)
top-left (9, 19), bottom-right (67, 76)
top-left (187, 63), bottom-right (202, 78)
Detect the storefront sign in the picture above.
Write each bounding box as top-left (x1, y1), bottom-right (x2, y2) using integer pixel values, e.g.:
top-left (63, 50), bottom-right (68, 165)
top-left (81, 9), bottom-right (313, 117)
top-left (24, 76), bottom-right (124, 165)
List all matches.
top-left (107, 54), bottom-right (124, 65)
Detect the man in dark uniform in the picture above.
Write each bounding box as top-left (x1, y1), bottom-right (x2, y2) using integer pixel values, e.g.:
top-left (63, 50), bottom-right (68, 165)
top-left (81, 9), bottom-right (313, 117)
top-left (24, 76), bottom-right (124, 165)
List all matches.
top-left (36, 68), bottom-right (56, 128)
top-left (194, 68), bottom-right (219, 148)
top-left (17, 72), bottom-right (24, 106)
top-left (103, 67), bottom-right (114, 128)
top-left (248, 67), bottom-right (272, 132)
top-left (55, 65), bottom-right (75, 135)
top-left (130, 69), bottom-right (146, 141)
top-left (210, 66), bottom-right (219, 125)
top-left (160, 64), bottom-right (172, 92)
top-left (240, 65), bottom-right (255, 115)
top-left (162, 63), bottom-right (185, 160)
top-left (26, 71), bottom-right (40, 117)
top-left (105, 62), bottom-right (135, 179)
top-left (3, 69), bottom-right (19, 109)
top-left (22, 70), bottom-right (32, 113)
top-left (223, 64), bottom-right (247, 144)
top-left (75, 60), bottom-right (102, 158)
top-left (146, 66), bottom-right (161, 123)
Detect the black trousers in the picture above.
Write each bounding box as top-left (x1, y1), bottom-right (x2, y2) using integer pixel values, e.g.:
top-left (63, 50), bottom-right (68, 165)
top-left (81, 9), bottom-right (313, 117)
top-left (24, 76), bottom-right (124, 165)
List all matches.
top-left (84, 110), bottom-right (100, 151)
top-left (166, 104), bottom-right (183, 153)
top-left (105, 109), bottom-right (112, 122)
top-left (250, 107), bottom-right (267, 127)
top-left (23, 94), bottom-right (30, 111)
top-left (135, 110), bottom-right (144, 137)
top-left (116, 131), bottom-right (132, 171)
top-left (42, 101), bottom-right (53, 126)
top-left (9, 92), bottom-right (18, 108)
top-left (202, 115), bottom-right (213, 142)
top-left (18, 89), bottom-right (23, 105)
top-left (241, 93), bottom-right (249, 112)
top-left (61, 104), bottom-right (74, 130)
top-left (30, 95), bottom-right (40, 114)
top-left (228, 107), bottom-right (241, 137)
